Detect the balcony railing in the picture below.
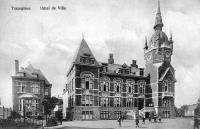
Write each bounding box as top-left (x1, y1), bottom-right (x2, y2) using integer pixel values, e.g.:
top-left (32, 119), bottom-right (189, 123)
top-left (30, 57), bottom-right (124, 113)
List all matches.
top-left (162, 92), bottom-right (174, 98)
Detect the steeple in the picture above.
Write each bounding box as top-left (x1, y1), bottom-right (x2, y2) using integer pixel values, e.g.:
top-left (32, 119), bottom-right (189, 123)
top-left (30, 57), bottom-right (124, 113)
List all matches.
top-left (153, 0), bottom-right (163, 31)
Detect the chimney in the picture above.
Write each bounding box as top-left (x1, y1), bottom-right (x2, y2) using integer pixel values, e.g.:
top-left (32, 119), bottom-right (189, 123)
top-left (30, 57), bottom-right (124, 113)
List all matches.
top-left (108, 53), bottom-right (114, 64)
top-left (139, 68), bottom-right (144, 76)
top-left (131, 60), bottom-right (138, 68)
top-left (15, 60), bottom-right (19, 74)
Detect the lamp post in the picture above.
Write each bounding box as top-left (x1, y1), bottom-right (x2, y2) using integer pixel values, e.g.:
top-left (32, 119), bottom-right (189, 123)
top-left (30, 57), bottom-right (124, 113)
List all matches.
top-left (23, 100), bottom-right (26, 123)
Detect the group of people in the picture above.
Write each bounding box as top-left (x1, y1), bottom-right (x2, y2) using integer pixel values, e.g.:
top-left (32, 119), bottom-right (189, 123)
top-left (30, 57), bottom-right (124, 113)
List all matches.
top-left (135, 114), bottom-right (162, 128)
top-left (117, 114), bottom-right (162, 128)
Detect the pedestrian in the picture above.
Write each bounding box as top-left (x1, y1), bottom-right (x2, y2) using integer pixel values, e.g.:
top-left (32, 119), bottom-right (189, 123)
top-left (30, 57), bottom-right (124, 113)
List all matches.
top-left (148, 115), bottom-right (151, 123)
top-left (153, 114), bottom-right (157, 123)
top-left (158, 115), bottom-right (161, 123)
top-left (135, 116), bottom-right (139, 128)
top-left (194, 116), bottom-right (199, 129)
top-left (142, 116), bottom-right (145, 124)
top-left (118, 116), bottom-right (122, 127)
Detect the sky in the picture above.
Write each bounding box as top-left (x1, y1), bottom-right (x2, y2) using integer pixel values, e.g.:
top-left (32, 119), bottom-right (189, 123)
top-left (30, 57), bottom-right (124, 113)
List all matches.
top-left (0, 0), bottom-right (200, 108)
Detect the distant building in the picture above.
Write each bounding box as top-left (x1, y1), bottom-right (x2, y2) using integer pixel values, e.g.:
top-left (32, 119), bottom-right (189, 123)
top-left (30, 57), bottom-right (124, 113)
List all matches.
top-left (63, 1), bottom-right (176, 120)
top-left (12, 60), bottom-right (52, 117)
top-left (62, 89), bottom-right (68, 119)
top-left (184, 104), bottom-right (197, 117)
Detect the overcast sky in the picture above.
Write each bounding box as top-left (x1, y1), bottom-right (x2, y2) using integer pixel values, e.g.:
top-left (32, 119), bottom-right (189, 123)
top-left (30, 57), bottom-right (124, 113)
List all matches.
top-left (0, 0), bottom-right (200, 108)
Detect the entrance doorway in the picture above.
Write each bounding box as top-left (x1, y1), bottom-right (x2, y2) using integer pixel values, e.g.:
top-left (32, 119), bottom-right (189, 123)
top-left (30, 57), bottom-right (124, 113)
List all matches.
top-left (138, 98), bottom-right (144, 110)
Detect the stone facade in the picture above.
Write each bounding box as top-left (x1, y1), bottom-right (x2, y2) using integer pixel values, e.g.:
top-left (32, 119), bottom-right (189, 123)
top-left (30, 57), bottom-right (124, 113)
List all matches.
top-left (63, 1), bottom-right (176, 120)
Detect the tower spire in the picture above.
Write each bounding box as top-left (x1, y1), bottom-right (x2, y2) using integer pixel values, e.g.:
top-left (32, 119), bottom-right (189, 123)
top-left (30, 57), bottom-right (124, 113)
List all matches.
top-left (157, 0), bottom-right (161, 15)
top-left (144, 36), bottom-right (148, 49)
top-left (153, 0), bottom-right (163, 30)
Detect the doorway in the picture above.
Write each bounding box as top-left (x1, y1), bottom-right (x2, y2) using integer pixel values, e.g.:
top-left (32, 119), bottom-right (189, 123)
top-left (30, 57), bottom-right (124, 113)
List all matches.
top-left (138, 98), bottom-right (144, 110)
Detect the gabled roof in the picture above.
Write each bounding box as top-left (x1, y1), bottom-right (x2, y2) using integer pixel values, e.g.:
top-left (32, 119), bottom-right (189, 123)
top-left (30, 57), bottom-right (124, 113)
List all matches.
top-left (159, 67), bottom-right (176, 82)
top-left (73, 38), bottom-right (99, 66)
top-left (17, 64), bottom-right (51, 85)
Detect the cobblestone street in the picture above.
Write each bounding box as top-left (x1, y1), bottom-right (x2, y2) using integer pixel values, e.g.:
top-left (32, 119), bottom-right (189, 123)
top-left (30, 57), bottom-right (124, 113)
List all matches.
top-left (46, 118), bottom-right (193, 129)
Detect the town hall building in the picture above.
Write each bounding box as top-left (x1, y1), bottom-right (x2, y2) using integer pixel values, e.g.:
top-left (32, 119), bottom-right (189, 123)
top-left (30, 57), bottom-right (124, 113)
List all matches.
top-left (63, 1), bottom-right (176, 120)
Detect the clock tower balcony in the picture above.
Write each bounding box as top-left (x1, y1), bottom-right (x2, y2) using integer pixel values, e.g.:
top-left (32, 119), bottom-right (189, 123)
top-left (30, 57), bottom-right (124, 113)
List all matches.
top-left (162, 92), bottom-right (174, 98)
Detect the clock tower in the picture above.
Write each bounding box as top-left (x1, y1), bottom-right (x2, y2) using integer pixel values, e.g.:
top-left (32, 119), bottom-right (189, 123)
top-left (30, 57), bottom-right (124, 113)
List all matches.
top-left (144, 0), bottom-right (176, 118)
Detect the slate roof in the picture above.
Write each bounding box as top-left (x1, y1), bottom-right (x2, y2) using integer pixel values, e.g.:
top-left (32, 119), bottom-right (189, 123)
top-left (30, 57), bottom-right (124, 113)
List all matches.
top-left (100, 62), bottom-right (141, 76)
top-left (16, 64), bottom-right (51, 85)
top-left (68, 38), bottom-right (144, 77)
top-left (73, 38), bottom-right (100, 66)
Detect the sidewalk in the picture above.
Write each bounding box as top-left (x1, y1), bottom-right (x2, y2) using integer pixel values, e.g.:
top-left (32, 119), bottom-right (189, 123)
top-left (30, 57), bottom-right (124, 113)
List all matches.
top-left (44, 118), bottom-right (193, 129)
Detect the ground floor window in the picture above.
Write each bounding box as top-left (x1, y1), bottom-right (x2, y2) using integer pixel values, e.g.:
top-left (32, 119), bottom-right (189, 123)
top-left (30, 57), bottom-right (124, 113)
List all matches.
top-left (100, 111), bottom-right (109, 119)
top-left (82, 111), bottom-right (93, 120)
top-left (114, 111), bottom-right (121, 119)
top-left (163, 111), bottom-right (170, 118)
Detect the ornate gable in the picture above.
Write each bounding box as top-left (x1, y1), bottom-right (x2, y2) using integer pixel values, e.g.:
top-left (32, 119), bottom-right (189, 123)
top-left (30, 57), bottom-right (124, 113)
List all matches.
top-left (73, 38), bottom-right (99, 66)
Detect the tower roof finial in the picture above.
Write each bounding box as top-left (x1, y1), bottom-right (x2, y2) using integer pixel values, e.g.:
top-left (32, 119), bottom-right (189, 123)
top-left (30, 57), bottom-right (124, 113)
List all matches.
top-left (153, 0), bottom-right (163, 30)
top-left (82, 33), bottom-right (84, 40)
top-left (170, 31), bottom-right (172, 39)
top-left (169, 30), bottom-right (173, 42)
top-left (144, 36), bottom-right (148, 49)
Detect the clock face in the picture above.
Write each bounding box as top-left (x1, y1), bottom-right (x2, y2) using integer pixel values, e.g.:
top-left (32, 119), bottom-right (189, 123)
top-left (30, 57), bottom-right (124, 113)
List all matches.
top-left (165, 51), bottom-right (171, 58)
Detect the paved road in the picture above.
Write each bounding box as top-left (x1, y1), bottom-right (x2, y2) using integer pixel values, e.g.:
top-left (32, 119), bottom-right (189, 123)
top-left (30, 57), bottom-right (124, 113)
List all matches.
top-left (45, 118), bottom-right (193, 129)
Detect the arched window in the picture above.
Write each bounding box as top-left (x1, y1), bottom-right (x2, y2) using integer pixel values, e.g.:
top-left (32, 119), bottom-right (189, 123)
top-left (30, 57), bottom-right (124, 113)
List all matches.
top-left (80, 72), bottom-right (94, 89)
top-left (126, 80), bottom-right (135, 93)
top-left (100, 76), bottom-right (110, 92)
top-left (162, 80), bottom-right (171, 92)
top-left (114, 97), bottom-right (121, 107)
top-left (126, 98), bottom-right (134, 107)
top-left (114, 78), bottom-right (122, 93)
top-left (137, 80), bottom-right (146, 94)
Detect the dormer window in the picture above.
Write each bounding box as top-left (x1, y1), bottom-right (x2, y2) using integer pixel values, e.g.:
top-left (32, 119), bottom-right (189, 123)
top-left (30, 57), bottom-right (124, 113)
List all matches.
top-left (80, 57), bottom-right (95, 65)
top-left (32, 73), bottom-right (38, 78)
top-left (90, 59), bottom-right (94, 64)
top-left (103, 66), bottom-right (108, 72)
top-left (83, 53), bottom-right (91, 57)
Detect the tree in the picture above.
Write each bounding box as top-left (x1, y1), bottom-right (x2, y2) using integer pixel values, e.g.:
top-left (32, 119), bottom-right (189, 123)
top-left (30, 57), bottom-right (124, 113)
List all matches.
top-left (8, 111), bottom-right (21, 119)
top-left (42, 96), bottom-right (59, 120)
top-left (174, 105), bottom-right (188, 117)
top-left (55, 110), bottom-right (63, 124)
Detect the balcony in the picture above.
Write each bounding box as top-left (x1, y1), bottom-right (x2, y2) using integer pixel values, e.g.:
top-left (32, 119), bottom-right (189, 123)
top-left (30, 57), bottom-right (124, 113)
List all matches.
top-left (162, 92), bottom-right (174, 98)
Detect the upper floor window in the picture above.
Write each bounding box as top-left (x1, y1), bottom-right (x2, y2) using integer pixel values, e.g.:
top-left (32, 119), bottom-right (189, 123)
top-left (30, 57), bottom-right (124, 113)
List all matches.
top-left (16, 82), bottom-right (26, 93)
top-left (45, 88), bottom-right (49, 95)
top-left (100, 76), bottom-right (110, 92)
top-left (138, 81), bottom-right (145, 94)
top-left (101, 97), bottom-right (109, 107)
top-left (162, 99), bottom-right (171, 107)
top-left (114, 79), bottom-right (122, 93)
top-left (126, 98), bottom-right (134, 107)
top-left (31, 84), bottom-right (40, 94)
top-left (82, 95), bottom-right (93, 106)
top-left (126, 80), bottom-right (135, 93)
top-left (162, 80), bottom-right (172, 92)
top-left (81, 72), bottom-right (94, 89)
top-left (114, 97), bottom-right (121, 107)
